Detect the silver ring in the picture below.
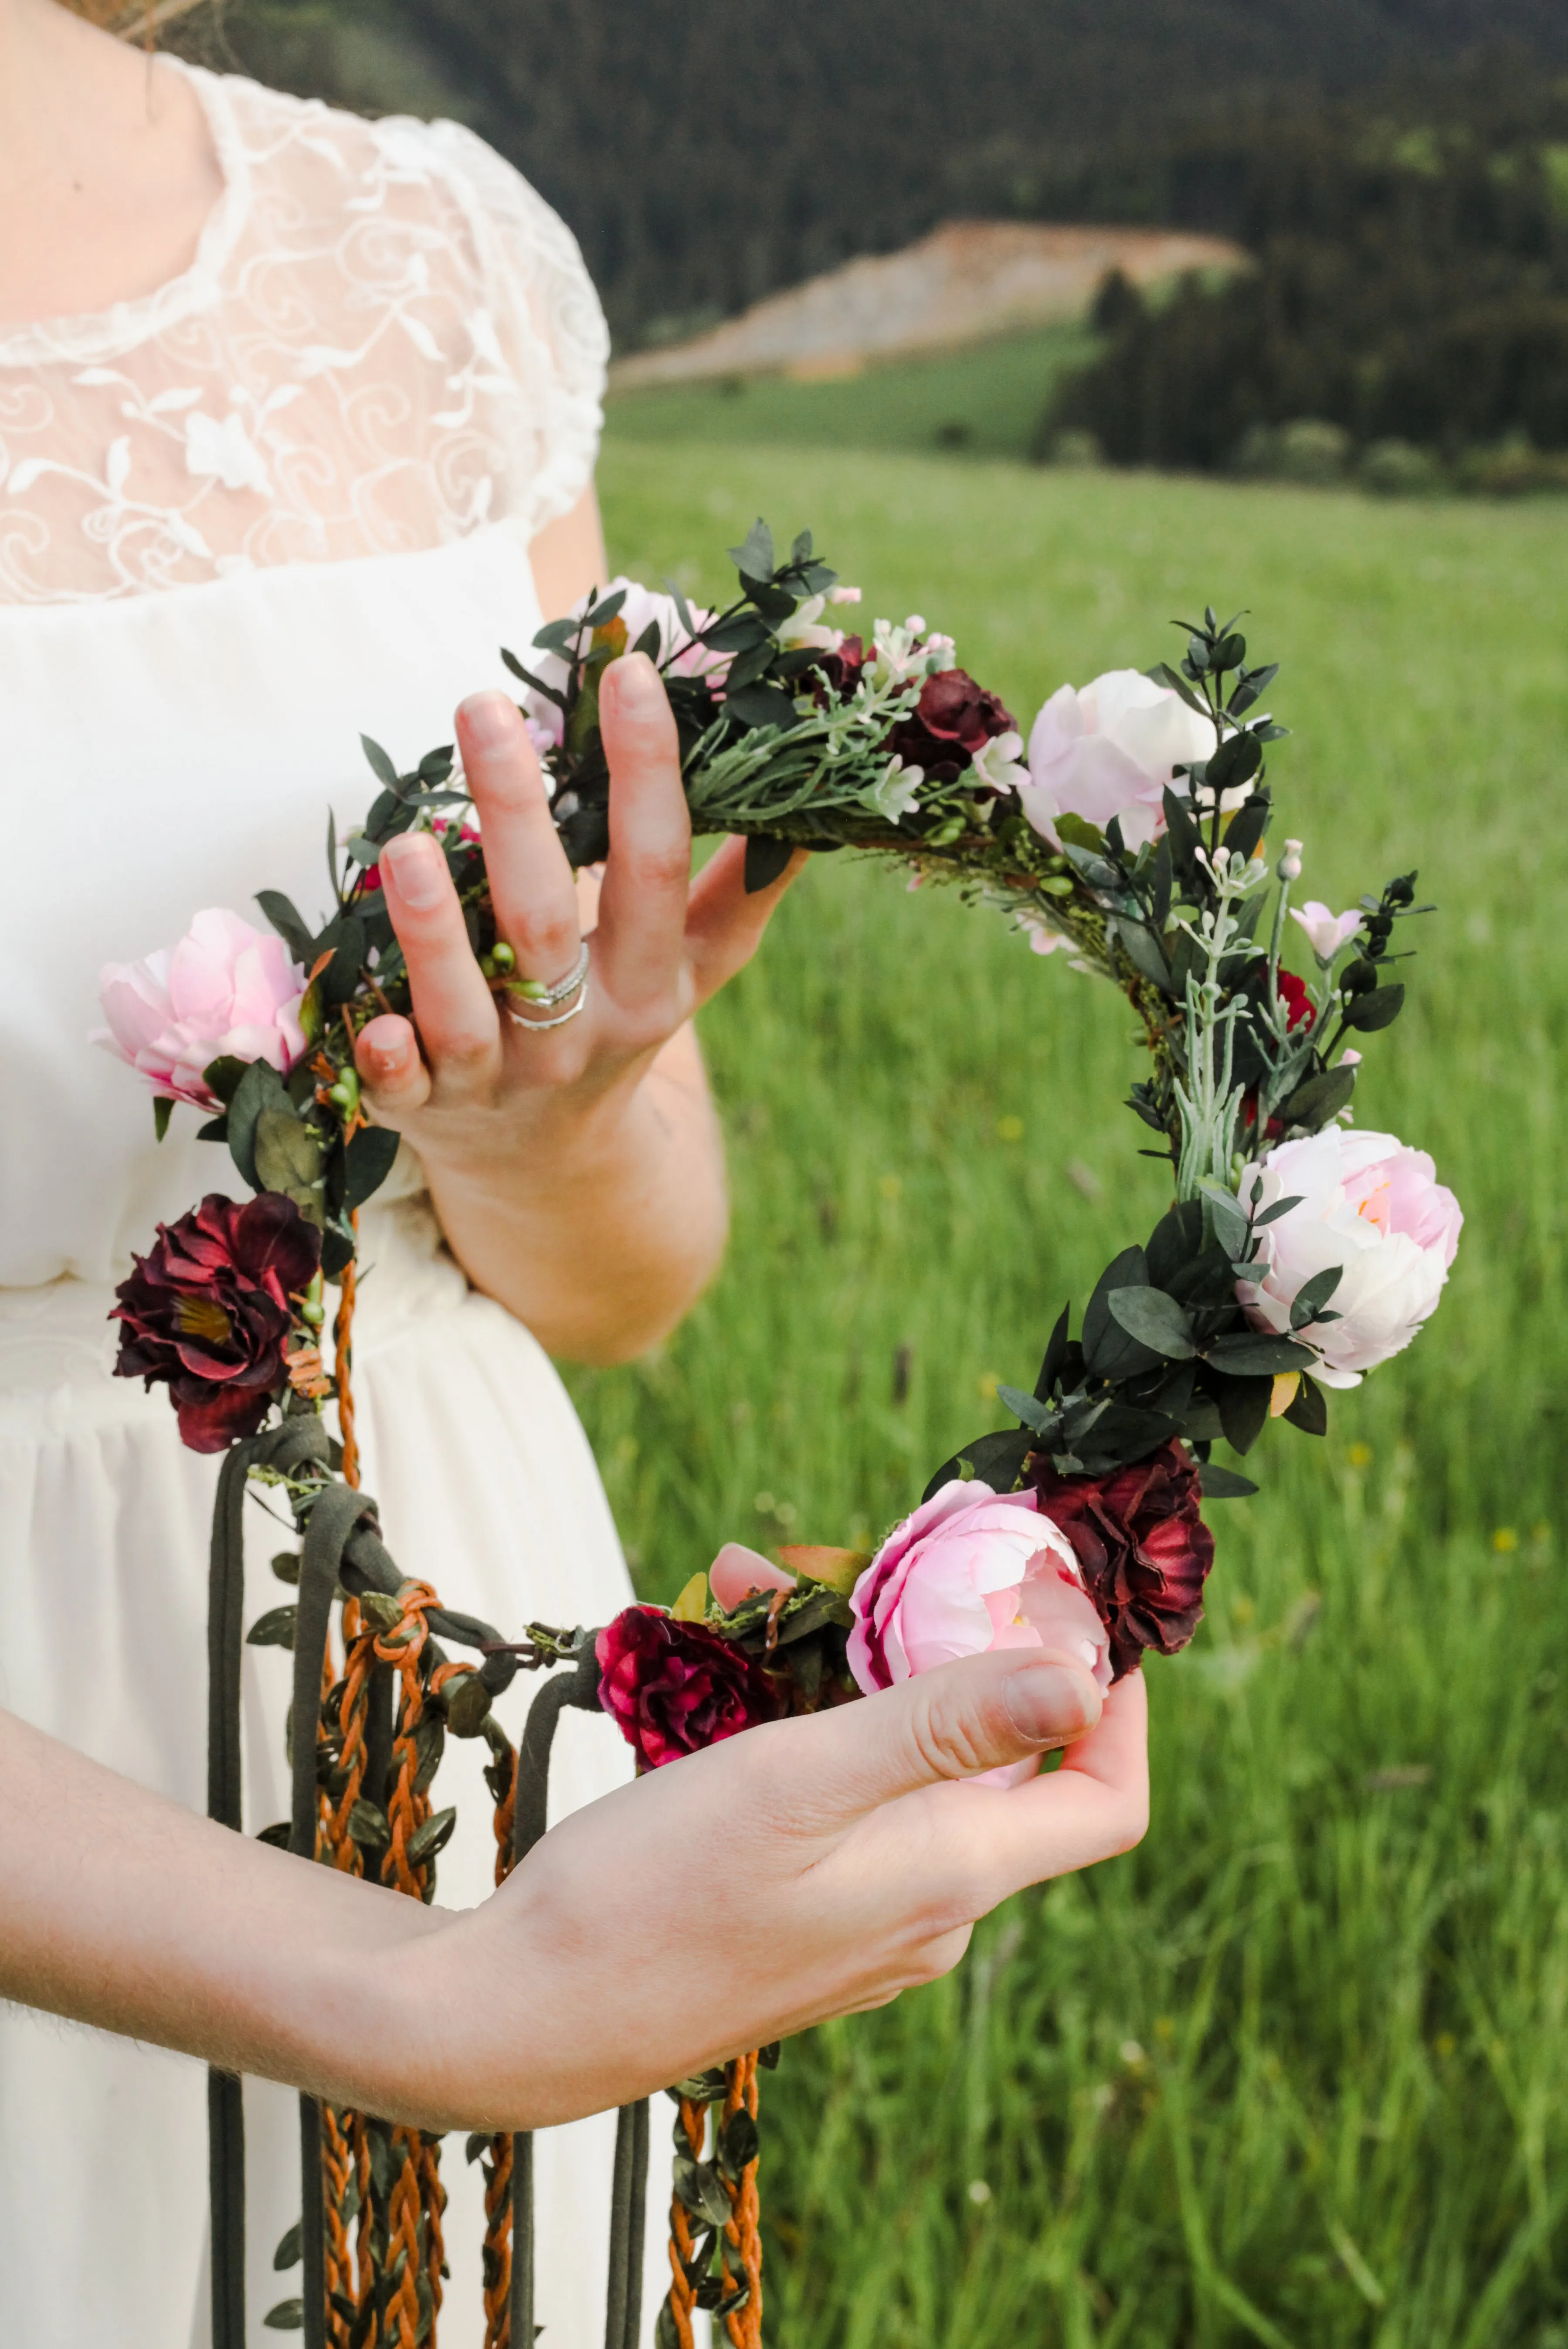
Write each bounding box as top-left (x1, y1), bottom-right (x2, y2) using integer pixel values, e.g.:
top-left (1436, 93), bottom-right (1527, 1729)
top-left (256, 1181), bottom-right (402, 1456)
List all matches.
top-left (504, 938), bottom-right (589, 1011)
top-left (504, 980), bottom-right (590, 1033)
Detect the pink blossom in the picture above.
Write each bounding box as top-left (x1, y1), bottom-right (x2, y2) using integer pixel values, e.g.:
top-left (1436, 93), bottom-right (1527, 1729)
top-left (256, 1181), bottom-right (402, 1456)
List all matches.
top-left (709, 1543), bottom-right (797, 1612)
top-left (1237, 1128), bottom-right (1462, 1387)
top-left (1289, 901), bottom-right (1363, 962)
top-left (848, 1481), bottom-right (1112, 1738)
top-left (96, 908), bottom-right (308, 1113)
top-left (1020, 670), bottom-right (1216, 850)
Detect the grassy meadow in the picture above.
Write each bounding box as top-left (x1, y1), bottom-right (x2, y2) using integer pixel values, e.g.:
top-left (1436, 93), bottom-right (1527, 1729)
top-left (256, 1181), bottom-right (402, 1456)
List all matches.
top-left (577, 433), bottom-right (1568, 2346)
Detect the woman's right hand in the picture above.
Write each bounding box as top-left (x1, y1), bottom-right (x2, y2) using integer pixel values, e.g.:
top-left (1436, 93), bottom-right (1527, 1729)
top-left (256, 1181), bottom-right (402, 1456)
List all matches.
top-left (404, 1649), bottom-right (1147, 2131)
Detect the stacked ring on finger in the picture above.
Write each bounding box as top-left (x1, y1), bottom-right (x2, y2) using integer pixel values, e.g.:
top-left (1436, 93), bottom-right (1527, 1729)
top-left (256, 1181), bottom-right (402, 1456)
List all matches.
top-left (501, 937), bottom-right (591, 1030)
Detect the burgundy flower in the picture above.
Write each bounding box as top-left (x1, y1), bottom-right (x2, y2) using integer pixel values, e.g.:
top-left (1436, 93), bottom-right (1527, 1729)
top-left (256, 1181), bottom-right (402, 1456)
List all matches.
top-left (1030, 1440), bottom-right (1214, 1680)
top-left (112, 1192), bottom-right (321, 1453)
top-left (888, 668), bottom-right (1018, 784)
top-left (1276, 969), bottom-right (1315, 1033)
top-left (1240, 972), bottom-right (1316, 1142)
top-left (807, 634), bottom-right (866, 704)
top-left (595, 1606), bottom-right (782, 1770)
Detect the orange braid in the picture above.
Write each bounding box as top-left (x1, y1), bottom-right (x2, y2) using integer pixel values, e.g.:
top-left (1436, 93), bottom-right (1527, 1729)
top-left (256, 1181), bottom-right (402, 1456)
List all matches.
top-left (665, 2097), bottom-right (707, 2349)
top-left (480, 2133), bottom-right (514, 2349)
top-left (333, 1225), bottom-right (360, 1491)
top-left (720, 2056), bottom-right (764, 2349)
top-left (385, 2124), bottom-right (427, 2349)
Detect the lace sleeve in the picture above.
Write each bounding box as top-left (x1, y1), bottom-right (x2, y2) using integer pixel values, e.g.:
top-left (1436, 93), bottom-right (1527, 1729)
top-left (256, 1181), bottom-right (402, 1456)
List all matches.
top-left (404, 119), bottom-right (609, 537)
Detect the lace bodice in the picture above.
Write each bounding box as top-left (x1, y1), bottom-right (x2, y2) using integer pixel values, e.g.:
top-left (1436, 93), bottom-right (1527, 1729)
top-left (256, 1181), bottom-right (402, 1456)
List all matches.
top-left (0, 64), bottom-right (608, 604)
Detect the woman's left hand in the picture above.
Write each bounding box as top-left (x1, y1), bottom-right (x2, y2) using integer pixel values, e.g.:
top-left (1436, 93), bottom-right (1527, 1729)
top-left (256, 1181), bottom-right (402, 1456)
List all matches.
top-left (353, 653), bottom-right (802, 1361)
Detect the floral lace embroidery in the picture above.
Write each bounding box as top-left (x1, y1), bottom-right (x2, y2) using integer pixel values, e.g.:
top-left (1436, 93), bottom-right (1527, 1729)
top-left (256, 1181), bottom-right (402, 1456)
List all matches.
top-left (0, 66), bottom-right (607, 605)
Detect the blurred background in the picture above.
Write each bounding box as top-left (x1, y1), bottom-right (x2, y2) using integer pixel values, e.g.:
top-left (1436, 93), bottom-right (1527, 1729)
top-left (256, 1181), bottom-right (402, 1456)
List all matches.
top-left (176, 3), bottom-right (1568, 2339)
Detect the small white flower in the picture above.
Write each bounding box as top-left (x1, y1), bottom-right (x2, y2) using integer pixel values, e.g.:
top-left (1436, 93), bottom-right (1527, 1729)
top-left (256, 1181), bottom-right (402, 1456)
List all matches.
top-left (184, 410), bottom-right (270, 496)
top-left (1279, 836), bottom-right (1304, 883)
top-left (868, 618), bottom-right (930, 689)
top-left (968, 730), bottom-right (1028, 795)
top-left (1289, 901), bottom-right (1363, 963)
top-left (778, 592), bottom-right (843, 654)
top-left (867, 756), bottom-right (924, 822)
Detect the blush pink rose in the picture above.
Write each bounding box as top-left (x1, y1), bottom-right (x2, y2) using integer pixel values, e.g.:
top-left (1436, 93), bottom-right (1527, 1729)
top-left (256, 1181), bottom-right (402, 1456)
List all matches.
top-left (1237, 1127), bottom-right (1462, 1387)
top-left (96, 908), bottom-right (308, 1113)
top-left (848, 1481), bottom-right (1112, 1717)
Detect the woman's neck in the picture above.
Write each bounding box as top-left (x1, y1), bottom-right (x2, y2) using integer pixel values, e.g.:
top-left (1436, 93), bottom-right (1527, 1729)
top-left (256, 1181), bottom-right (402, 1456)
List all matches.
top-left (0, 0), bottom-right (222, 331)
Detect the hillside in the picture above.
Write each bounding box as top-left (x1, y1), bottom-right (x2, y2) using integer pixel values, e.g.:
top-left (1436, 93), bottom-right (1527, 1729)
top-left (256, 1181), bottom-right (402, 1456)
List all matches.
top-left (187, 1), bottom-right (1568, 343)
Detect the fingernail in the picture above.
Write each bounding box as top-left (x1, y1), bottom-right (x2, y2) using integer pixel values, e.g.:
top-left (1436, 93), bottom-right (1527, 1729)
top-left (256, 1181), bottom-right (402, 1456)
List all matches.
top-left (381, 832), bottom-right (445, 908)
top-left (460, 690), bottom-right (518, 754)
top-left (603, 651), bottom-right (660, 710)
top-left (366, 1032), bottom-right (410, 1075)
top-left (1003, 1665), bottom-right (1096, 1748)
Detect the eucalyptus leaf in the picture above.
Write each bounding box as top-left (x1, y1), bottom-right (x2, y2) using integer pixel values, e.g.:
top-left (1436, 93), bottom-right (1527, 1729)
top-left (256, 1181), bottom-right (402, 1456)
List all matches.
top-left (1290, 1264), bottom-right (1344, 1330)
top-left (1107, 1286), bottom-right (1197, 1359)
top-left (359, 734), bottom-right (399, 791)
top-left (1199, 1464), bottom-right (1261, 1499)
top-left (246, 1605), bottom-right (298, 1651)
top-left (1207, 1332), bottom-right (1316, 1375)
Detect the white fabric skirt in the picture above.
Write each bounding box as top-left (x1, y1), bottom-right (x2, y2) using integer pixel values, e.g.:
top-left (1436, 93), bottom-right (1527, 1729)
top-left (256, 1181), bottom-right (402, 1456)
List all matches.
top-left (0, 1197), bottom-right (672, 2346)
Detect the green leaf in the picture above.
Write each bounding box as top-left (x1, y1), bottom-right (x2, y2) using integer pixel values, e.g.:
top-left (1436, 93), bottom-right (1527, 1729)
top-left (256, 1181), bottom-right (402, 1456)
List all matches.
top-left (1107, 1286), bottom-right (1197, 1359)
top-left (1110, 917), bottom-right (1173, 993)
top-left (1198, 1179), bottom-right (1249, 1258)
top-left (246, 1605), bottom-right (298, 1651)
top-left (1206, 729), bottom-right (1263, 795)
top-left (728, 518), bottom-right (776, 584)
top-left (359, 734), bottom-right (399, 791)
top-left (347, 1798), bottom-right (390, 1851)
top-left (996, 1384), bottom-right (1055, 1439)
top-left (719, 2108), bottom-right (760, 2179)
top-left (725, 684), bottom-right (801, 732)
top-left (226, 1058), bottom-right (292, 1193)
top-left (1035, 1302), bottom-right (1072, 1398)
top-left (1147, 1200), bottom-right (1205, 1288)
top-left (672, 2156), bottom-right (733, 2228)
top-left (254, 1110), bottom-right (327, 1200)
top-left (152, 1095), bottom-right (174, 1143)
top-left (1252, 1193), bottom-right (1306, 1227)
top-left (1290, 1264), bottom-right (1344, 1330)
top-left (1207, 1332), bottom-right (1317, 1375)
top-left (742, 835), bottom-right (794, 893)
top-left (1199, 1463), bottom-right (1260, 1498)
top-left (255, 891), bottom-right (317, 970)
top-left (1283, 1372), bottom-right (1329, 1436)
top-left (920, 1427), bottom-right (1034, 1504)
top-left (256, 1820), bottom-right (292, 1849)
top-left (407, 1805), bottom-right (457, 1869)
top-left (263, 2302), bottom-right (304, 2331)
top-left (1341, 982), bottom-right (1405, 1033)
top-left (1215, 1372), bottom-right (1273, 1454)
top-left (1222, 792), bottom-right (1271, 863)
top-left (1280, 1066), bottom-right (1356, 1132)
top-left (273, 2221), bottom-right (302, 2272)
top-left (1052, 812), bottom-right (1106, 854)
top-left (344, 1125), bottom-right (401, 1213)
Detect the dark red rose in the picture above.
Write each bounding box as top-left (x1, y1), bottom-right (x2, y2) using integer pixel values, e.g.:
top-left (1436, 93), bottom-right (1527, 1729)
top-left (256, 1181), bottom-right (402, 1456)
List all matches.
top-left (1030, 1439), bottom-right (1214, 1681)
top-left (595, 1606), bottom-right (783, 1770)
top-left (112, 1192), bottom-right (321, 1453)
top-left (807, 634), bottom-right (866, 704)
top-left (1240, 972), bottom-right (1316, 1140)
top-left (1277, 969), bottom-right (1315, 1033)
top-left (888, 668), bottom-right (1018, 784)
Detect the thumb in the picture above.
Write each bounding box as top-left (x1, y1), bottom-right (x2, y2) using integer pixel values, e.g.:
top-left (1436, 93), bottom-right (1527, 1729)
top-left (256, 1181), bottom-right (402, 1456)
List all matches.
top-left (805, 1651), bottom-right (1105, 1814)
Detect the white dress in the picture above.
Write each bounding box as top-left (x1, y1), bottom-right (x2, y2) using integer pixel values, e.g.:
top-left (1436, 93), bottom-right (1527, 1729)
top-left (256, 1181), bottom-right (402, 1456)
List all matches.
top-left (0, 62), bottom-right (669, 2348)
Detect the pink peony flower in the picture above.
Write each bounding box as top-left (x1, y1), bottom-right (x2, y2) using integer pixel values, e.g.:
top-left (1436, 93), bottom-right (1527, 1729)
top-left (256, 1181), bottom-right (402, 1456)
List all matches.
top-left (1019, 670), bottom-right (1216, 850)
top-left (848, 1481), bottom-right (1112, 1718)
top-left (1237, 1128), bottom-right (1462, 1387)
top-left (1289, 901), bottom-right (1363, 962)
top-left (96, 909), bottom-right (308, 1113)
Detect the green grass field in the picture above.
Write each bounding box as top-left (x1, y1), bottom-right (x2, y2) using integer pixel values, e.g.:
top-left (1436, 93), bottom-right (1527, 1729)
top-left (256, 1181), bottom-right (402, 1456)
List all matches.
top-left (578, 435), bottom-right (1568, 2346)
top-left (606, 323), bottom-right (1093, 466)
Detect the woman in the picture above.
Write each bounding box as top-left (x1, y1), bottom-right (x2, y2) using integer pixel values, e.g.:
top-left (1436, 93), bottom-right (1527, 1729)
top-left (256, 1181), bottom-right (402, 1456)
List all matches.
top-left (0, 3), bottom-right (1148, 2340)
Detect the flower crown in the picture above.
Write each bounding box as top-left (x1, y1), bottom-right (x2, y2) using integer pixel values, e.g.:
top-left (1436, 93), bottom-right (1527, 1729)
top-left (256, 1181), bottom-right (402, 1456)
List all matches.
top-left (97, 524), bottom-right (1459, 2346)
